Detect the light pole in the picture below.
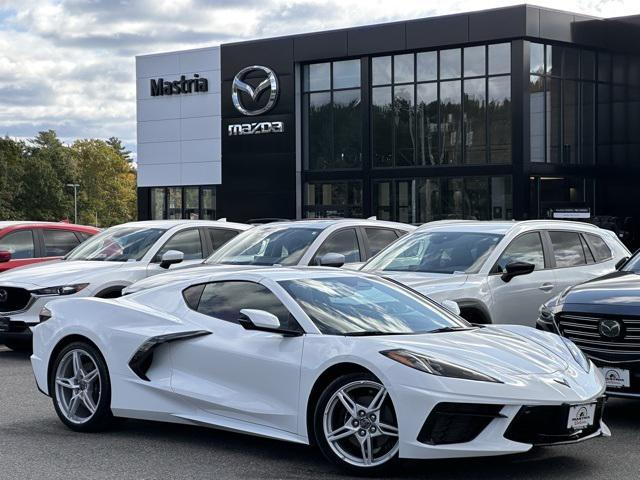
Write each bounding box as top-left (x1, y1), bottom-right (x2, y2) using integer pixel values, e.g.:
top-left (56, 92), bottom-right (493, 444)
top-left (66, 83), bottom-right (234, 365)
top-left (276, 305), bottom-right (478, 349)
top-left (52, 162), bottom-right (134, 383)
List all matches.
top-left (66, 183), bottom-right (80, 224)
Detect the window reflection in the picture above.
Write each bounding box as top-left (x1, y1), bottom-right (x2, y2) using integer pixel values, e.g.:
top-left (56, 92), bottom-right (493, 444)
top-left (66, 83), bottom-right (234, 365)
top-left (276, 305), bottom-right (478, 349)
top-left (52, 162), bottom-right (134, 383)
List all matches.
top-left (417, 82), bottom-right (438, 165)
top-left (488, 76), bottom-right (511, 164)
top-left (304, 181), bottom-right (362, 218)
top-left (440, 80), bottom-right (462, 164)
top-left (440, 48), bottom-right (461, 79)
top-left (394, 84), bottom-right (415, 166)
top-left (373, 176), bottom-right (512, 223)
top-left (464, 78), bottom-right (486, 164)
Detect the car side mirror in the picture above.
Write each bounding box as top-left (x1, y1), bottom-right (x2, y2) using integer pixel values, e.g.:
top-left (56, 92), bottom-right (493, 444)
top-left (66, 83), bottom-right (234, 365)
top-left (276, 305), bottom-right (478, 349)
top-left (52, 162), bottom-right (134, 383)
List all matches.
top-left (441, 300), bottom-right (461, 316)
top-left (615, 257), bottom-right (629, 270)
top-left (239, 309), bottom-right (303, 337)
top-left (501, 261), bottom-right (535, 283)
top-left (159, 250), bottom-right (184, 269)
top-left (317, 252), bottom-right (345, 268)
top-left (0, 250), bottom-right (11, 263)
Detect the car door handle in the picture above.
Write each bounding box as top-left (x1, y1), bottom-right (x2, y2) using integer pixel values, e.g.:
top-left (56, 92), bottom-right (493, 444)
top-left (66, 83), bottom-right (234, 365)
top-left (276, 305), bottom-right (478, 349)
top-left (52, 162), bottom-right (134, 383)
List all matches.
top-left (539, 283), bottom-right (554, 292)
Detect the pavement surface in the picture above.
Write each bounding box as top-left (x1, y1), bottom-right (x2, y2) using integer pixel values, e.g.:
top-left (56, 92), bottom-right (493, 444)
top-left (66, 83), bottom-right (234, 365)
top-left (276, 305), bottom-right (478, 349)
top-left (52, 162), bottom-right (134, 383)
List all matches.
top-left (1, 346), bottom-right (639, 479)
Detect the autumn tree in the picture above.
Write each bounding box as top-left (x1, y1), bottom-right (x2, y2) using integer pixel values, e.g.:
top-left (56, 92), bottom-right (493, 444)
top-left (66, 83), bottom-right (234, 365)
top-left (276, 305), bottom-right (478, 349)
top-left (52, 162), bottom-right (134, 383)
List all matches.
top-left (71, 139), bottom-right (137, 227)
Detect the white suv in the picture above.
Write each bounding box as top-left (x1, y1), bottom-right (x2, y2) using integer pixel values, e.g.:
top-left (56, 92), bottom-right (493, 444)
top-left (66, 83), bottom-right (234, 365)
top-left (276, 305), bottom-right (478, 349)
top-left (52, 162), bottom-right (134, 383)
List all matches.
top-left (123, 218), bottom-right (415, 294)
top-left (0, 220), bottom-right (250, 351)
top-left (361, 220), bottom-right (630, 326)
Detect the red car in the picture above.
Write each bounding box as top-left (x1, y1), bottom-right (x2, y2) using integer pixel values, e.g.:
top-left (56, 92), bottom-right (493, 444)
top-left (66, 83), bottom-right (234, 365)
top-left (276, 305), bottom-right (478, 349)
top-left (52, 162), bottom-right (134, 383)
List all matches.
top-left (0, 222), bottom-right (100, 272)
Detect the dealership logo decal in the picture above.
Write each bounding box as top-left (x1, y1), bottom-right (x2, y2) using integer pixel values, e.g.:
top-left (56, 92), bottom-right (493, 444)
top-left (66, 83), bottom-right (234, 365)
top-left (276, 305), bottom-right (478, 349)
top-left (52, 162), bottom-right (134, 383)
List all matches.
top-left (150, 74), bottom-right (208, 96)
top-left (232, 65), bottom-right (279, 116)
top-left (228, 121), bottom-right (284, 136)
top-left (599, 319), bottom-right (623, 339)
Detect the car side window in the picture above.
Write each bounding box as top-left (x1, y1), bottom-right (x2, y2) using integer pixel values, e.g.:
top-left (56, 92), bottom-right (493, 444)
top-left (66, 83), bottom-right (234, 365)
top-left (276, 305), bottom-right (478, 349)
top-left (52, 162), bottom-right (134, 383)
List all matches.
top-left (208, 228), bottom-right (240, 251)
top-left (155, 229), bottom-right (203, 261)
top-left (364, 228), bottom-right (398, 257)
top-left (43, 229), bottom-right (81, 257)
top-left (549, 231), bottom-right (587, 268)
top-left (314, 228), bottom-right (361, 264)
top-left (583, 233), bottom-right (613, 262)
top-left (495, 232), bottom-right (545, 272)
top-left (0, 230), bottom-right (35, 259)
top-left (579, 235), bottom-right (595, 263)
top-left (192, 281), bottom-right (302, 332)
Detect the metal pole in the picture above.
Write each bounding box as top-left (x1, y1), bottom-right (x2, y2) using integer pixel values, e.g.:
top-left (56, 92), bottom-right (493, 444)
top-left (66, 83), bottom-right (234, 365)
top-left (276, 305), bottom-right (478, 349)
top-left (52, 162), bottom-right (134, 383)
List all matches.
top-left (66, 184), bottom-right (80, 224)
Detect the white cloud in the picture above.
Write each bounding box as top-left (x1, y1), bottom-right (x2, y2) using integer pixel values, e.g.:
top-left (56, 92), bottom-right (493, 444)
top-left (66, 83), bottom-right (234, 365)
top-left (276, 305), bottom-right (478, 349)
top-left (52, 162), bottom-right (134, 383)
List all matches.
top-left (0, 0), bottom-right (638, 154)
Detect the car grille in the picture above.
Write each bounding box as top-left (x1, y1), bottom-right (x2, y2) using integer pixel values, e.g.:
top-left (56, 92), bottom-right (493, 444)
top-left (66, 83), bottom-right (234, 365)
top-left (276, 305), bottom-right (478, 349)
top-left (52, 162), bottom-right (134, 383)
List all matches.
top-left (504, 397), bottom-right (606, 445)
top-left (0, 287), bottom-right (31, 313)
top-left (417, 403), bottom-right (504, 445)
top-left (555, 312), bottom-right (640, 362)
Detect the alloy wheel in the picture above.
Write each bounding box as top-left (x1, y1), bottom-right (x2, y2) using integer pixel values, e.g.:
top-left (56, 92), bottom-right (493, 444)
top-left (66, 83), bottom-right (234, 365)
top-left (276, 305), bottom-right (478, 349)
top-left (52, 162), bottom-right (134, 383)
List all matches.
top-left (323, 380), bottom-right (399, 468)
top-left (54, 349), bottom-right (102, 424)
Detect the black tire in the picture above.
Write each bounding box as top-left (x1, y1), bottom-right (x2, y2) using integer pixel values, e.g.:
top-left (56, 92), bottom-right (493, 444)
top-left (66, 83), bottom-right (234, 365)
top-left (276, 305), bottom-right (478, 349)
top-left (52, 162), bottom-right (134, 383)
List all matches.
top-left (3, 339), bottom-right (32, 353)
top-left (50, 341), bottom-right (113, 432)
top-left (313, 372), bottom-right (399, 475)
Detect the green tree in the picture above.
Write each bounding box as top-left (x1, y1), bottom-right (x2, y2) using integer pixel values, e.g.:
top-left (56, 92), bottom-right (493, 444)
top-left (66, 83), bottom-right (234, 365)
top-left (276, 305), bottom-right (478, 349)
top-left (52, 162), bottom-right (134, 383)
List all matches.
top-left (72, 139), bottom-right (137, 227)
top-left (17, 130), bottom-right (75, 221)
top-left (106, 137), bottom-right (133, 163)
top-left (0, 137), bottom-right (25, 220)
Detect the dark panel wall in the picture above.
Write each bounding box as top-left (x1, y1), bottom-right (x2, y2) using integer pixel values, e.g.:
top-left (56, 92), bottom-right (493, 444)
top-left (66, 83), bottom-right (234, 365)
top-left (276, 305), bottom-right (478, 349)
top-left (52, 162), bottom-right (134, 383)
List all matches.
top-left (219, 38), bottom-right (297, 221)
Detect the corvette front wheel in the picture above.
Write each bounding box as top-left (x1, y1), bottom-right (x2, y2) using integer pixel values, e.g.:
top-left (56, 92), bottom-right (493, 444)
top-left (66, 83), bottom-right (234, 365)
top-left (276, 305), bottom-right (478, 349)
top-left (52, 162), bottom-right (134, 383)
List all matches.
top-left (50, 341), bottom-right (113, 432)
top-left (314, 373), bottom-right (399, 473)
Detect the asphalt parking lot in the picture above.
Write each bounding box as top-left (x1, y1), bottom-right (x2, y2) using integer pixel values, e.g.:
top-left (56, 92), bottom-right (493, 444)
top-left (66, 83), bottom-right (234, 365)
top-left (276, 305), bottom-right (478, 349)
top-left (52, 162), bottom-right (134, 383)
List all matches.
top-left (0, 347), bottom-right (639, 480)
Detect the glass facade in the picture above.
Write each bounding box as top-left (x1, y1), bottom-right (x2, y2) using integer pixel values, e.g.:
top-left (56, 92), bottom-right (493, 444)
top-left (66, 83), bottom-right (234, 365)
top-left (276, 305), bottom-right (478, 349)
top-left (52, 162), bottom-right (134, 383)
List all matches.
top-left (150, 186), bottom-right (218, 220)
top-left (529, 42), bottom-right (597, 165)
top-left (303, 181), bottom-right (362, 218)
top-left (302, 43), bottom-right (513, 223)
top-left (374, 176), bottom-right (512, 224)
top-left (303, 60), bottom-right (362, 170)
top-left (370, 44), bottom-right (511, 167)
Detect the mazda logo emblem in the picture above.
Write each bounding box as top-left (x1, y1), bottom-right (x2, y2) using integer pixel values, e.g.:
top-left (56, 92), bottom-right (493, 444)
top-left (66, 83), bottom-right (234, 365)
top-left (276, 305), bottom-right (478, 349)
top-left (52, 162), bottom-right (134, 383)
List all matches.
top-left (0, 289), bottom-right (7, 303)
top-left (232, 65), bottom-right (279, 116)
top-left (599, 319), bottom-right (623, 339)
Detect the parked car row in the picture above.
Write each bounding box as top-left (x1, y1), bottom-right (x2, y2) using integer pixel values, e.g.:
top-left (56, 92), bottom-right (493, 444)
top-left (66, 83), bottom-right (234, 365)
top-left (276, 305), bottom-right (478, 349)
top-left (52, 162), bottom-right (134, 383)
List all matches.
top-left (0, 216), bottom-right (637, 474)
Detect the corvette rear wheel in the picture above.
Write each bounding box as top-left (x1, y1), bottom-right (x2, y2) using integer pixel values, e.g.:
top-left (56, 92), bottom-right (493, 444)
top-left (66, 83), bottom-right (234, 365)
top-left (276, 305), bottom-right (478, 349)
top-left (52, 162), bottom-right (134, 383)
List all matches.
top-left (51, 342), bottom-right (113, 432)
top-left (315, 373), bottom-right (399, 473)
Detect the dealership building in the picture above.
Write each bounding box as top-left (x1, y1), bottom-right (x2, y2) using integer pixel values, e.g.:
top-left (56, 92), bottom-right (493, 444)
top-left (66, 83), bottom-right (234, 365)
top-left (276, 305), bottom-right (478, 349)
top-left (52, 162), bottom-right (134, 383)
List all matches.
top-left (135, 5), bottom-right (640, 236)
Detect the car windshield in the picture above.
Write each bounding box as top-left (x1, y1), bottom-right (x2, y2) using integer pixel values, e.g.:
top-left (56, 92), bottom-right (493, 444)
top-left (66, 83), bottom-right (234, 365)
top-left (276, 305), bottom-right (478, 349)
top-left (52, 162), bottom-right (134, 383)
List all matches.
top-left (279, 276), bottom-right (470, 335)
top-left (65, 227), bottom-right (166, 262)
top-left (362, 230), bottom-right (503, 274)
top-left (622, 253), bottom-right (640, 274)
top-left (205, 226), bottom-right (322, 266)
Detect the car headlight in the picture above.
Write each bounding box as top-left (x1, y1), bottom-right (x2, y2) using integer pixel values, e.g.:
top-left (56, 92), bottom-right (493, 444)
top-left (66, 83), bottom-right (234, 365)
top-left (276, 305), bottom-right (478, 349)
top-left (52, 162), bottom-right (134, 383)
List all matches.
top-left (538, 303), bottom-right (555, 323)
top-left (32, 283), bottom-right (89, 297)
top-left (562, 337), bottom-right (591, 372)
top-left (381, 349), bottom-right (502, 383)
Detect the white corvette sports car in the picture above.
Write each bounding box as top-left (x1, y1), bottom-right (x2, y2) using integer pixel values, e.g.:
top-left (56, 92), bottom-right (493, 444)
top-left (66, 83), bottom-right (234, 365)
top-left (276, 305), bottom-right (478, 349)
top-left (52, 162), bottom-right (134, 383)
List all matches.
top-left (31, 268), bottom-right (609, 473)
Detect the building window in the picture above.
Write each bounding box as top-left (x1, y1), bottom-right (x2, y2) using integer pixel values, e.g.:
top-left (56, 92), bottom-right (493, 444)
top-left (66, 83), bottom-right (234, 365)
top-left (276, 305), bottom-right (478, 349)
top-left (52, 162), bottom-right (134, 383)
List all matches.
top-left (529, 42), bottom-right (601, 165)
top-left (373, 176), bottom-right (512, 223)
top-left (149, 186), bottom-right (217, 220)
top-left (303, 60), bottom-right (362, 171)
top-left (184, 187), bottom-right (200, 220)
top-left (303, 181), bottom-right (362, 218)
top-left (150, 188), bottom-right (165, 220)
top-left (371, 42), bottom-right (512, 168)
top-left (202, 187), bottom-right (216, 220)
top-left (167, 187), bottom-right (182, 220)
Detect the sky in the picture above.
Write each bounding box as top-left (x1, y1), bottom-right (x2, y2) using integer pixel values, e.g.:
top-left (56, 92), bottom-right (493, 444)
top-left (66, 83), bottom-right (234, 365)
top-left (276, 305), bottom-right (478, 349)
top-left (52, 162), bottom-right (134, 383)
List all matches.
top-left (0, 0), bottom-right (638, 159)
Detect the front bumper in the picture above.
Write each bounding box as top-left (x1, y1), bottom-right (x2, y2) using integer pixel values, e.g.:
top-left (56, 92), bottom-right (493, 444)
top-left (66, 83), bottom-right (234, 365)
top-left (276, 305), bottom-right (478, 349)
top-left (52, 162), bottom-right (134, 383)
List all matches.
top-left (0, 316), bottom-right (32, 344)
top-left (386, 360), bottom-right (607, 460)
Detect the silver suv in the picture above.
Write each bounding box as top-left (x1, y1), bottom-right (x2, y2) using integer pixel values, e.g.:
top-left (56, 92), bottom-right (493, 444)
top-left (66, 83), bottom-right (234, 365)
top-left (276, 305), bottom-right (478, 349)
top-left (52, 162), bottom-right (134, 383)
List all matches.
top-left (361, 220), bottom-right (630, 326)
